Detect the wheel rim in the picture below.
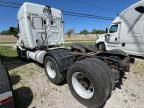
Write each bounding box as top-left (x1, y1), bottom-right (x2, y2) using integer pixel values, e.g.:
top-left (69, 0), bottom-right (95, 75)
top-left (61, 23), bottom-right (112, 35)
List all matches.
top-left (72, 72), bottom-right (94, 99)
top-left (46, 61), bottom-right (56, 79)
top-left (98, 44), bottom-right (103, 51)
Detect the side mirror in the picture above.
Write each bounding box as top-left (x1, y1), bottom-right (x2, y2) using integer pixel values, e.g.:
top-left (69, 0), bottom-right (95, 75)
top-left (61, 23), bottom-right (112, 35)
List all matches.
top-left (106, 28), bottom-right (108, 33)
top-left (10, 27), bottom-right (15, 33)
top-left (135, 6), bottom-right (144, 13)
top-left (9, 27), bottom-right (18, 38)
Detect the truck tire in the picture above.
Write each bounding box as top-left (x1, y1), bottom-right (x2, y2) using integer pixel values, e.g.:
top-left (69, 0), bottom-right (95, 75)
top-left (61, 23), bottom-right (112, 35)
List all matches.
top-left (17, 47), bottom-right (21, 58)
top-left (0, 65), bottom-right (15, 108)
top-left (67, 58), bottom-right (111, 108)
top-left (91, 58), bottom-right (115, 93)
top-left (17, 47), bottom-right (26, 59)
top-left (97, 43), bottom-right (106, 51)
top-left (0, 57), bottom-right (2, 65)
top-left (17, 47), bottom-right (24, 59)
top-left (44, 56), bottom-right (65, 85)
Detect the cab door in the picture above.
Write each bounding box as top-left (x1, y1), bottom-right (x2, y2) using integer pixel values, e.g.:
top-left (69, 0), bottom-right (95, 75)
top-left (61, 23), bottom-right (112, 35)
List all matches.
top-left (107, 24), bottom-right (120, 44)
top-left (48, 17), bottom-right (64, 45)
top-left (32, 16), bottom-right (47, 47)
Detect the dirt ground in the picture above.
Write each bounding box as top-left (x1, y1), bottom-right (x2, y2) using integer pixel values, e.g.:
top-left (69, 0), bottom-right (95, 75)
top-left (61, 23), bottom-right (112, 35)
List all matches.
top-left (0, 35), bottom-right (97, 43)
top-left (65, 34), bottom-right (97, 41)
top-left (0, 35), bottom-right (16, 42)
top-left (4, 56), bottom-right (144, 108)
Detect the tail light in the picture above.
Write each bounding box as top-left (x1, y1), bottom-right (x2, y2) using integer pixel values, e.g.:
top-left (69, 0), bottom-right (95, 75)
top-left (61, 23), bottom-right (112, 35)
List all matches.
top-left (0, 91), bottom-right (14, 105)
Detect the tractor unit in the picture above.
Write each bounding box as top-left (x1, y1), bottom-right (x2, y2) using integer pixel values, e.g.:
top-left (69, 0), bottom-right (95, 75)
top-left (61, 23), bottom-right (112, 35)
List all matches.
top-left (10, 2), bottom-right (131, 108)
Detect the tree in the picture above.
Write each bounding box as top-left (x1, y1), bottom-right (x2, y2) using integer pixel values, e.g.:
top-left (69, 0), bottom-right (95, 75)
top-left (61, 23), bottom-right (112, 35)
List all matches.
top-left (0, 27), bottom-right (18, 35)
top-left (66, 29), bottom-right (75, 38)
top-left (0, 29), bottom-right (12, 35)
top-left (91, 29), bottom-right (105, 34)
top-left (80, 29), bottom-right (89, 36)
top-left (91, 29), bottom-right (97, 34)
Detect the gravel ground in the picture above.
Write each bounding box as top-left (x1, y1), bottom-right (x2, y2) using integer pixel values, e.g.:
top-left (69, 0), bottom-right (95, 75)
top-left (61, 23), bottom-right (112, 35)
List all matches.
top-left (7, 58), bottom-right (144, 108)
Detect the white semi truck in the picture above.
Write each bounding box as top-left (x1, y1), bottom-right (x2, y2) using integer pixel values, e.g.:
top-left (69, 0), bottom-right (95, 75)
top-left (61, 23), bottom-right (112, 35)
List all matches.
top-left (10, 2), bottom-right (131, 108)
top-left (96, 0), bottom-right (144, 57)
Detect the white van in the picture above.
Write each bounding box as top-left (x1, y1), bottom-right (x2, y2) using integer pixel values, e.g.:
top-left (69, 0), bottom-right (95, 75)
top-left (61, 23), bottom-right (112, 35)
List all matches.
top-left (96, 0), bottom-right (144, 57)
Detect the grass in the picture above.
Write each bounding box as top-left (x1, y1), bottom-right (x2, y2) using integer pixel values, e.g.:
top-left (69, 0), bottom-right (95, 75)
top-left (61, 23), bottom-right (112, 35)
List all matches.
top-left (0, 41), bottom-right (95, 45)
top-left (0, 41), bottom-right (95, 56)
top-left (0, 46), bottom-right (17, 57)
top-left (131, 62), bottom-right (144, 75)
top-left (0, 42), bottom-right (16, 44)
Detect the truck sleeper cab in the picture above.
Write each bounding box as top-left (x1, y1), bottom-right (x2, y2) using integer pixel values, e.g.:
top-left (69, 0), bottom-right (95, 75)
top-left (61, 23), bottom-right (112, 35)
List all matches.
top-left (96, 0), bottom-right (144, 57)
top-left (17, 2), bottom-right (64, 49)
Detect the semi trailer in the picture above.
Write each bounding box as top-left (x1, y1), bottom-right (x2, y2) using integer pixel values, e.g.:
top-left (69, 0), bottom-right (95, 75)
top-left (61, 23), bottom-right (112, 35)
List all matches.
top-left (96, 0), bottom-right (144, 57)
top-left (10, 2), bottom-right (131, 108)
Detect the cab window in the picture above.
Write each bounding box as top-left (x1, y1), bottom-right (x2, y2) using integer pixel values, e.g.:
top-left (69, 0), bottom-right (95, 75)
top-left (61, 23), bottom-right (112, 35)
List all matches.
top-left (109, 24), bottom-right (118, 33)
top-left (33, 17), bottom-right (43, 30)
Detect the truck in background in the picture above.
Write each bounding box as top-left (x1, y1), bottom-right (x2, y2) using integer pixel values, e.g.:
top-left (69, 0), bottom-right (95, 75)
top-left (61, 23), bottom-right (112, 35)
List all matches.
top-left (96, 0), bottom-right (144, 57)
